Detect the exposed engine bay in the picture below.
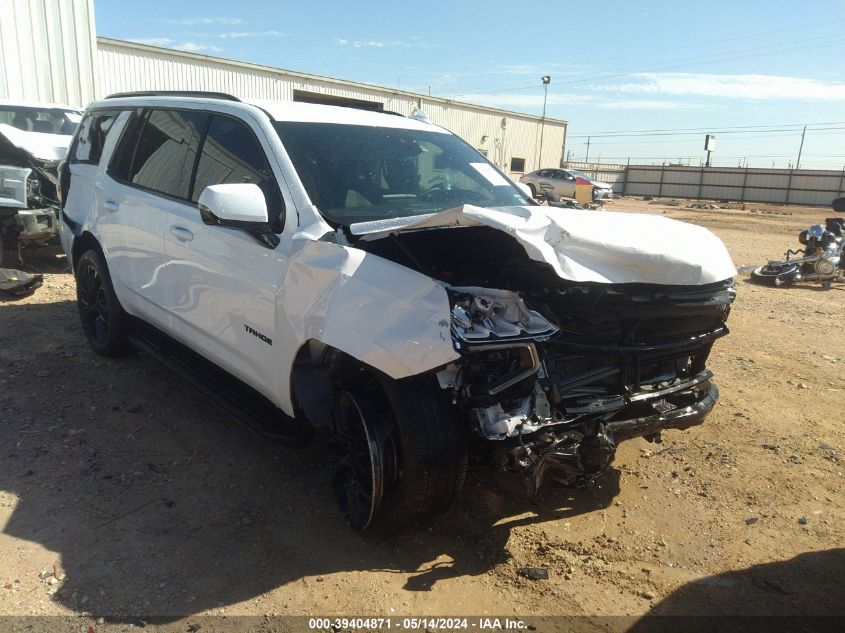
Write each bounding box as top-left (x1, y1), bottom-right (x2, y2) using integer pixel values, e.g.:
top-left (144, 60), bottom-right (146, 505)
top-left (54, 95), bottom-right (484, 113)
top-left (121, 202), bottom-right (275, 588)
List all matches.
top-left (1, 118), bottom-right (71, 264)
top-left (356, 224), bottom-right (735, 492)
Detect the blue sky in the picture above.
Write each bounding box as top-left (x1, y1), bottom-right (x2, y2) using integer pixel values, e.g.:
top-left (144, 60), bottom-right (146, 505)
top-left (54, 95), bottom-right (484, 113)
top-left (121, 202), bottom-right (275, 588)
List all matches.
top-left (94, 0), bottom-right (845, 169)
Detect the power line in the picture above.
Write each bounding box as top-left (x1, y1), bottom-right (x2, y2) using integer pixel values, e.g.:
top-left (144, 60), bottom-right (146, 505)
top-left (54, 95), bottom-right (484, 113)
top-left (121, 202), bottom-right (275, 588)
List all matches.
top-left (442, 18), bottom-right (845, 96)
top-left (569, 125), bottom-right (845, 139)
top-left (573, 18), bottom-right (845, 66)
top-left (449, 32), bottom-right (845, 98)
top-left (551, 36), bottom-right (845, 89)
top-left (570, 121), bottom-right (845, 137)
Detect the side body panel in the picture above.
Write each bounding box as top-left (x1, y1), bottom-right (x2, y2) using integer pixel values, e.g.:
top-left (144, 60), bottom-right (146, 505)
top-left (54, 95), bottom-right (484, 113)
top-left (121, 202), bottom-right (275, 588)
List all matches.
top-left (273, 240), bottom-right (459, 415)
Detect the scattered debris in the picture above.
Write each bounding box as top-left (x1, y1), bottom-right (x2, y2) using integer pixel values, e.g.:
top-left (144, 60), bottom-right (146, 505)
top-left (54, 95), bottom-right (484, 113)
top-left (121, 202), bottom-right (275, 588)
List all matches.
top-left (745, 517), bottom-right (759, 526)
top-left (518, 567), bottom-right (549, 581)
top-left (0, 268), bottom-right (43, 298)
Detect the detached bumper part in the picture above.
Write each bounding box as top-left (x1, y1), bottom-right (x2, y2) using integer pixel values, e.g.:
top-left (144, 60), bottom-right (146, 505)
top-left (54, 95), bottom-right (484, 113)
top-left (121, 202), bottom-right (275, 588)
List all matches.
top-left (521, 378), bottom-right (718, 495)
top-left (15, 208), bottom-right (58, 242)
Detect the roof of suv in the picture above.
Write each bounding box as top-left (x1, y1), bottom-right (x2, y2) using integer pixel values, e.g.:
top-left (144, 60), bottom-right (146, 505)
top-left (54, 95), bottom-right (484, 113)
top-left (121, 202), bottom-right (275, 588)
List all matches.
top-left (250, 100), bottom-right (449, 133)
top-left (92, 94), bottom-right (448, 133)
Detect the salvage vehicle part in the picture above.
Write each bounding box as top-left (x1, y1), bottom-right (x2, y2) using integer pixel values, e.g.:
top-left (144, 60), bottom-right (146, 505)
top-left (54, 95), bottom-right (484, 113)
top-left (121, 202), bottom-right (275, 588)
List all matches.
top-left (0, 267), bottom-right (43, 297)
top-left (0, 101), bottom-right (81, 265)
top-left (751, 200), bottom-right (844, 288)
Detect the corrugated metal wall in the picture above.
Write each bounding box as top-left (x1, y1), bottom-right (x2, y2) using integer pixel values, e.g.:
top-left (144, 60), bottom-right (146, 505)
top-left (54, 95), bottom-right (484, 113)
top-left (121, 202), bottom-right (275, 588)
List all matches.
top-left (565, 161), bottom-right (845, 206)
top-left (96, 38), bottom-right (567, 176)
top-left (0, 0), bottom-right (98, 107)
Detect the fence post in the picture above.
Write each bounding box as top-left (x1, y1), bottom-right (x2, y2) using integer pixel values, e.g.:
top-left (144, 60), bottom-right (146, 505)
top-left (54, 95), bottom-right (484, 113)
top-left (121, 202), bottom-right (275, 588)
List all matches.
top-left (838, 167), bottom-right (845, 197)
top-left (622, 157), bottom-right (630, 196)
top-left (785, 168), bottom-right (794, 205)
top-left (740, 166), bottom-right (749, 203)
top-left (697, 165), bottom-right (705, 201)
top-left (657, 163), bottom-right (665, 198)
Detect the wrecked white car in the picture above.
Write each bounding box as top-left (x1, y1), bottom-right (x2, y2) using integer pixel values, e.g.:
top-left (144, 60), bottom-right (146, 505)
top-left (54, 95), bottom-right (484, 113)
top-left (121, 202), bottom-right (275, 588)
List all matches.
top-left (60, 93), bottom-right (735, 530)
top-left (0, 100), bottom-right (81, 264)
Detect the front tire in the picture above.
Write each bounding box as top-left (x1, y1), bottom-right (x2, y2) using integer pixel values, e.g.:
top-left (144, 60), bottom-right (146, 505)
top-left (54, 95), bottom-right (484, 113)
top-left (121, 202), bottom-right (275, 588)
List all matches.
top-left (75, 249), bottom-right (130, 357)
top-left (333, 373), bottom-right (467, 531)
top-left (750, 263), bottom-right (799, 287)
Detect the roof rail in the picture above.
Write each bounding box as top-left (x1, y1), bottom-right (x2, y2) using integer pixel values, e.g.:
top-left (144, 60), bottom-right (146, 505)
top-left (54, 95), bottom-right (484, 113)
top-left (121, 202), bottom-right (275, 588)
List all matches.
top-left (104, 91), bottom-right (241, 102)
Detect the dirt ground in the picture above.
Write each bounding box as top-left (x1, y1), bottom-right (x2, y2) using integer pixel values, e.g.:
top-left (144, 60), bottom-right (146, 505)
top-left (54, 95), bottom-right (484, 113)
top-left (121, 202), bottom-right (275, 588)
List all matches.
top-left (1, 198), bottom-right (843, 629)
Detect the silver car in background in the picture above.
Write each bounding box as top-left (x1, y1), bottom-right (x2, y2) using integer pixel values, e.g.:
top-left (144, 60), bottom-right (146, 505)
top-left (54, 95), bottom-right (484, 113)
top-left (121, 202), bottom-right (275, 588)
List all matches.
top-left (520, 168), bottom-right (614, 201)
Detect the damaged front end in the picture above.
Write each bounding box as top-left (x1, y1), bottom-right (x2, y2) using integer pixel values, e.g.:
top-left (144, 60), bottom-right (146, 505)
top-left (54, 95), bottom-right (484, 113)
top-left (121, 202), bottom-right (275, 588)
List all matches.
top-left (354, 215), bottom-right (735, 494)
top-left (1, 114), bottom-right (76, 260)
top-left (438, 280), bottom-right (732, 493)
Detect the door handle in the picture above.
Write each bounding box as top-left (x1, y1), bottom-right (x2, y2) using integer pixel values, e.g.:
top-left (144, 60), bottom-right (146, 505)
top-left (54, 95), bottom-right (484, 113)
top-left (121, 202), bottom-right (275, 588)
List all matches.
top-left (103, 200), bottom-right (119, 212)
top-left (169, 226), bottom-right (194, 242)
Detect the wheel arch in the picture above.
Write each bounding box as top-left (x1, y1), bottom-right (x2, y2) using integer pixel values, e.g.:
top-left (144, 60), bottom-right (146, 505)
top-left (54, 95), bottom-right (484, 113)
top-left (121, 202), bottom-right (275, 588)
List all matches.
top-left (289, 338), bottom-right (393, 428)
top-left (70, 231), bottom-right (104, 274)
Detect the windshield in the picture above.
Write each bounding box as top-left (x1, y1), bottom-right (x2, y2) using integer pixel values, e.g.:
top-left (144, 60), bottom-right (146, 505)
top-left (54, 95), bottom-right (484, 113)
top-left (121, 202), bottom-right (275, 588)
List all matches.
top-left (0, 106), bottom-right (81, 135)
top-left (274, 121), bottom-right (531, 225)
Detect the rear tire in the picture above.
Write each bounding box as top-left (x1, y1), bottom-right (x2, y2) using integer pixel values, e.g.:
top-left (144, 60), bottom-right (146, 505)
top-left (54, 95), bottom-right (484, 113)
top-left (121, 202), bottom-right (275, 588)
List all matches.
top-left (750, 263), bottom-right (799, 287)
top-left (75, 249), bottom-right (130, 357)
top-left (527, 183), bottom-right (537, 198)
top-left (333, 373), bottom-right (467, 532)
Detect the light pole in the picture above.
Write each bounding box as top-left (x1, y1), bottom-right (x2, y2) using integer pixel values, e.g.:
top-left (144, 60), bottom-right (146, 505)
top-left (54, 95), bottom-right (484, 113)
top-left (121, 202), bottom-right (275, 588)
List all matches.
top-left (538, 75), bottom-right (550, 169)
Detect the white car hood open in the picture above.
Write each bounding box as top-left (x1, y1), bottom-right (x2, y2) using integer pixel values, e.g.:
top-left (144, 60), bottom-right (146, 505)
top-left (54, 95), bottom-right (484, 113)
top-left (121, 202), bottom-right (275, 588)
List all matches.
top-left (0, 124), bottom-right (72, 162)
top-left (350, 205), bottom-right (736, 286)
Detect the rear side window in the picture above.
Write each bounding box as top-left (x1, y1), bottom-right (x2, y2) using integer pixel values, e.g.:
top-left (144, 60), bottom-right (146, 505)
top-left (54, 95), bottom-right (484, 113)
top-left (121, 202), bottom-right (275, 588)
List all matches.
top-left (71, 111), bottom-right (119, 164)
top-left (128, 109), bottom-right (209, 199)
top-left (192, 115), bottom-right (284, 232)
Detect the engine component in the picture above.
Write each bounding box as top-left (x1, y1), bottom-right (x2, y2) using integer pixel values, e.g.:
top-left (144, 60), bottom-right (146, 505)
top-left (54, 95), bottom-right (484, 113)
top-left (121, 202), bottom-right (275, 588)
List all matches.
top-left (448, 286), bottom-right (558, 346)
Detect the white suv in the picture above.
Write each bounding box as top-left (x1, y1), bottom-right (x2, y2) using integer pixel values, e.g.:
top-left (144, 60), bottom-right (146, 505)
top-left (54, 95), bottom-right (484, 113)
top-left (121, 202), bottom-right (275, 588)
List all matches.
top-left (60, 92), bottom-right (736, 530)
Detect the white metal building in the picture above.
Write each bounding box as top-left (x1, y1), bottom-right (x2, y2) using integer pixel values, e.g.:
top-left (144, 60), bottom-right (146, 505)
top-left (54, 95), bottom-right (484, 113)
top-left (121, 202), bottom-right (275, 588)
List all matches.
top-left (95, 38), bottom-right (567, 176)
top-left (0, 0), bottom-right (99, 107)
top-left (0, 0), bottom-right (567, 176)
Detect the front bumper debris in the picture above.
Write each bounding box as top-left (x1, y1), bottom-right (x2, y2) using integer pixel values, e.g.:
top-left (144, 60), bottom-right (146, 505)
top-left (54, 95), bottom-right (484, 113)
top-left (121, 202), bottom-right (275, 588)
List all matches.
top-left (518, 376), bottom-right (718, 494)
top-left (15, 208), bottom-right (58, 243)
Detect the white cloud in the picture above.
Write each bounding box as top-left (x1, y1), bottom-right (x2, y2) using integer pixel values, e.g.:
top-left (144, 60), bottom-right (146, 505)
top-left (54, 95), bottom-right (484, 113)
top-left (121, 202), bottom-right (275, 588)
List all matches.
top-left (129, 37), bottom-right (222, 53)
top-left (336, 37), bottom-right (437, 49)
top-left (218, 30), bottom-right (288, 39)
top-left (177, 41), bottom-right (223, 53)
top-left (453, 92), bottom-right (708, 110)
top-left (598, 72), bottom-right (845, 101)
top-left (156, 17), bottom-right (244, 26)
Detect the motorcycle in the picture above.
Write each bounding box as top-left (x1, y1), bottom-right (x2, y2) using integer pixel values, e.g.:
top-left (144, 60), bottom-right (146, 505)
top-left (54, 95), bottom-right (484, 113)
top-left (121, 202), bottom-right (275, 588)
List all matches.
top-left (751, 197), bottom-right (845, 288)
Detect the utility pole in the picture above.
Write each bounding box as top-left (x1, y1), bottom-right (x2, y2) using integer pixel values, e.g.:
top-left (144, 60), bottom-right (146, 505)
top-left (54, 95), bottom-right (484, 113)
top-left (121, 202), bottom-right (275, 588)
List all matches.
top-left (796, 125), bottom-right (807, 169)
top-left (537, 75), bottom-right (551, 169)
top-left (585, 136), bottom-right (591, 163)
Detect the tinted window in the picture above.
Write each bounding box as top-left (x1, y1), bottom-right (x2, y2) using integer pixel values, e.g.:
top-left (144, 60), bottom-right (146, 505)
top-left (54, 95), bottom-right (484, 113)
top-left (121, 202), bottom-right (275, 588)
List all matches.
top-left (108, 110), bottom-right (144, 181)
top-left (71, 112), bottom-right (119, 164)
top-left (128, 110), bottom-right (208, 199)
top-left (192, 115), bottom-right (284, 231)
top-left (510, 157), bottom-right (526, 173)
top-left (537, 169), bottom-right (552, 177)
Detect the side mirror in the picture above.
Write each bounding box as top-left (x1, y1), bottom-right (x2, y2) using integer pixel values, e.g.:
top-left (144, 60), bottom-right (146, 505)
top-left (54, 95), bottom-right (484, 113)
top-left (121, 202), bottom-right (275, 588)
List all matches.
top-left (197, 183), bottom-right (279, 248)
top-left (198, 183), bottom-right (269, 224)
top-left (833, 197), bottom-right (845, 213)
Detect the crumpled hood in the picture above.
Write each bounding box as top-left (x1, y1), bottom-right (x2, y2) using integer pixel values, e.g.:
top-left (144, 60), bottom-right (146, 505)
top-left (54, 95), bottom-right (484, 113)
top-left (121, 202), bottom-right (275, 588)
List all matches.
top-left (0, 124), bottom-right (72, 162)
top-left (350, 205), bottom-right (736, 286)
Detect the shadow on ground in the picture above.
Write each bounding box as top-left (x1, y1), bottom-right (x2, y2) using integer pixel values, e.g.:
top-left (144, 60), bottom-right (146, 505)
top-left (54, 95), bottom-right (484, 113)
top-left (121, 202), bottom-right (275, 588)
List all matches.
top-left (0, 299), bottom-right (620, 619)
top-left (626, 548), bottom-right (845, 632)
